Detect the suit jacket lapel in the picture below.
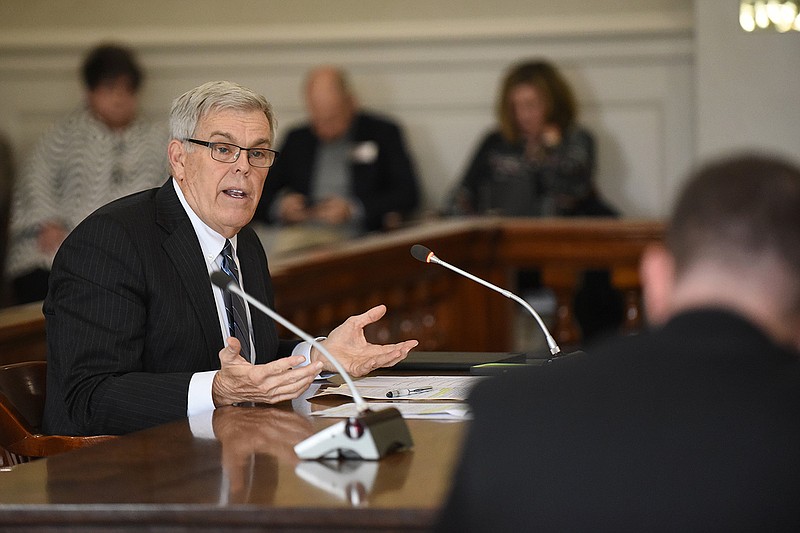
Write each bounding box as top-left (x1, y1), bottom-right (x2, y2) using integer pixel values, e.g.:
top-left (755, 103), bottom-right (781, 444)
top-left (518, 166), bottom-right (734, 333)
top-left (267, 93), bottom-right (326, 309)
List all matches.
top-left (348, 113), bottom-right (371, 183)
top-left (300, 131), bottom-right (319, 196)
top-left (155, 180), bottom-right (222, 369)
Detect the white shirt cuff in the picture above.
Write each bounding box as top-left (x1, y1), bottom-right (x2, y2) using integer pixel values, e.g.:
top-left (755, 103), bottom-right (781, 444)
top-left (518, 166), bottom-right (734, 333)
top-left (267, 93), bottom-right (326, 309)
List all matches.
top-left (187, 370), bottom-right (218, 417)
top-left (292, 338), bottom-right (327, 366)
top-left (187, 339), bottom-right (325, 418)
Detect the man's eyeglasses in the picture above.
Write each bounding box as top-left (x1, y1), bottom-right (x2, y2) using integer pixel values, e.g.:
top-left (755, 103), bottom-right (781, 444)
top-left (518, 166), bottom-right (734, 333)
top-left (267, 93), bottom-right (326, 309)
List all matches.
top-left (185, 138), bottom-right (279, 168)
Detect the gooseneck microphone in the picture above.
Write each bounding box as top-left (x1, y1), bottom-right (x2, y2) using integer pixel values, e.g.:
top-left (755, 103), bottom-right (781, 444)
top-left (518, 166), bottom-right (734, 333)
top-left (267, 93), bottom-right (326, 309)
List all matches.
top-left (210, 271), bottom-right (413, 460)
top-left (410, 244), bottom-right (562, 356)
top-left (210, 271), bottom-right (368, 410)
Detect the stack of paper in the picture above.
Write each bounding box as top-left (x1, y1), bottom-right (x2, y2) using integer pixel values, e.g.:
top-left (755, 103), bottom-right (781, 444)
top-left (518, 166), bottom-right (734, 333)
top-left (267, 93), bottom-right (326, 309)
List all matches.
top-left (308, 375), bottom-right (486, 420)
top-left (312, 402), bottom-right (471, 420)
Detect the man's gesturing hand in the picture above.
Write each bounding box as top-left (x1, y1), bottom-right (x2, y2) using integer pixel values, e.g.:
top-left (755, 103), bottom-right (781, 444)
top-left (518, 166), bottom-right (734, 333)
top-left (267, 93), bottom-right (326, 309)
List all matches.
top-left (312, 304), bottom-right (418, 377)
top-left (212, 337), bottom-right (323, 407)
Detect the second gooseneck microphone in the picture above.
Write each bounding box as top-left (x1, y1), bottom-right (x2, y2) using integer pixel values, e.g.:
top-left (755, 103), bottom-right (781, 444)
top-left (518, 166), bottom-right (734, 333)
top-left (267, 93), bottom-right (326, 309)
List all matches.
top-left (410, 244), bottom-right (562, 356)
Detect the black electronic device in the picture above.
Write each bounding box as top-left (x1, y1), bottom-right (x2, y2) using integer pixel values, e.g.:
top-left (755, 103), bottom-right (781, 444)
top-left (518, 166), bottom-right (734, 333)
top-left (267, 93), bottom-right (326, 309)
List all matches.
top-left (396, 351), bottom-right (526, 371)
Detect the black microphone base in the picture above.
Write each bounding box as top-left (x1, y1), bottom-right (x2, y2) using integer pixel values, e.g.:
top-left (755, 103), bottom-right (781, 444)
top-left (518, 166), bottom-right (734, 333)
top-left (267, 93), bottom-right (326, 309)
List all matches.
top-left (295, 407), bottom-right (414, 461)
top-left (470, 350), bottom-right (588, 375)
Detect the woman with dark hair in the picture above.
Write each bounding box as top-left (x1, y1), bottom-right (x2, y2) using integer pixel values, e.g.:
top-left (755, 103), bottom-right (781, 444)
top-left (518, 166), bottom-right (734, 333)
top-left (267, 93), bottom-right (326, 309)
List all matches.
top-left (448, 59), bottom-right (621, 344)
top-left (449, 60), bottom-right (612, 217)
top-left (6, 43), bottom-right (167, 304)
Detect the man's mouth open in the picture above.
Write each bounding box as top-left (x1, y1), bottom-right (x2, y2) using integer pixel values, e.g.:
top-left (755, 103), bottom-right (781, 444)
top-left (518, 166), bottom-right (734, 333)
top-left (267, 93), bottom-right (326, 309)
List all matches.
top-left (223, 189), bottom-right (248, 199)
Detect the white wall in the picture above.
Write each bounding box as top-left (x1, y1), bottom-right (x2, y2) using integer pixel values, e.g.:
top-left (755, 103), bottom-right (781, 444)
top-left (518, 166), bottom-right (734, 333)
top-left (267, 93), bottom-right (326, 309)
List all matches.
top-left (0, 1), bottom-right (691, 30)
top-left (695, 0), bottom-right (800, 165)
top-left (5, 1), bottom-right (791, 221)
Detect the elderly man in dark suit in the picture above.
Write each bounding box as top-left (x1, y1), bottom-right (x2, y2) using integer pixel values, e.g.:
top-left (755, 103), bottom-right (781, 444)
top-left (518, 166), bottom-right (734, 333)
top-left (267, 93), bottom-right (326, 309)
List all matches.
top-left (437, 153), bottom-right (800, 532)
top-left (43, 80), bottom-right (418, 437)
top-left (255, 66), bottom-right (419, 235)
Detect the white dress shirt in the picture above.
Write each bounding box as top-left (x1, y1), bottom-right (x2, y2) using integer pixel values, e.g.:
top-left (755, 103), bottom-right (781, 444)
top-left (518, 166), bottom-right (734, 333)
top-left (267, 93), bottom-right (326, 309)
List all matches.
top-left (172, 178), bottom-right (313, 416)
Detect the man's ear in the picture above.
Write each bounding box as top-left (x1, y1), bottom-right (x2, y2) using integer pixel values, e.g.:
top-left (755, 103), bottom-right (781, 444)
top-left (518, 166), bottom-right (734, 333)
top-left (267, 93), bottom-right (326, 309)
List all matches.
top-left (167, 139), bottom-right (186, 181)
top-left (640, 243), bottom-right (675, 326)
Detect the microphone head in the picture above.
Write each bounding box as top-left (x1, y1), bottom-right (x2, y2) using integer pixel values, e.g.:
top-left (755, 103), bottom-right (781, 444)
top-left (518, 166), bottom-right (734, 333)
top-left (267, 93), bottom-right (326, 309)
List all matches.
top-left (210, 271), bottom-right (232, 289)
top-left (410, 244), bottom-right (434, 263)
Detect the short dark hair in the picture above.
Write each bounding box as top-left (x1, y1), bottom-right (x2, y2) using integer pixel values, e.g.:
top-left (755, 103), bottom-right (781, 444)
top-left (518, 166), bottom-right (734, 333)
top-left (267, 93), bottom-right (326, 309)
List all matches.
top-left (81, 43), bottom-right (143, 92)
top-left (497, 60), bottom-right (577, 143)
top-left (667, 153), bottom-right (800, 289)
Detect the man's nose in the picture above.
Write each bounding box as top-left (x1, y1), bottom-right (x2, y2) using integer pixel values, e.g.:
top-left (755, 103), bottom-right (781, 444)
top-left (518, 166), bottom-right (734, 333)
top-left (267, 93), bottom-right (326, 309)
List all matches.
top-left (232, 150), bottom-right (252, 173)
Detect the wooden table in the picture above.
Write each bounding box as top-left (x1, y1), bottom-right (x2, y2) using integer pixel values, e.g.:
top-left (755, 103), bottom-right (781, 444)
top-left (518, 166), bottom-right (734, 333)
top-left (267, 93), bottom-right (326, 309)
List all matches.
top-left (0, 400), bottom-right (466, 532)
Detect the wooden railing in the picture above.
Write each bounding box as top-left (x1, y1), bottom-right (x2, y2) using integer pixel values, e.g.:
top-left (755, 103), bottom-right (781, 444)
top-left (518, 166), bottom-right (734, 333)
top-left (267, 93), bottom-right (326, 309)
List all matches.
top-left (495, 218), bottom-right (663, 346)
top-left (0, 302), bottom-right (47, 365)
top-left (0, 218), bottom-right (664, 363)
top-left (269, 218), bottom-right (663, 351)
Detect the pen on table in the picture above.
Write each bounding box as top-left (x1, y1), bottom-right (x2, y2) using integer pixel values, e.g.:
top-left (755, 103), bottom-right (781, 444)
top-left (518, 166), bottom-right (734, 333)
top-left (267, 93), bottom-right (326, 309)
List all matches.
top-left (386, 386), bottom-right (433, 398)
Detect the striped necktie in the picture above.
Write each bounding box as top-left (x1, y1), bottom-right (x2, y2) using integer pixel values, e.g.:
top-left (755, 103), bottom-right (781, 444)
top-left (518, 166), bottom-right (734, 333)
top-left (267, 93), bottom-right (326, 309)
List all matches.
top-left (220, 240), bottom-right (251, 361)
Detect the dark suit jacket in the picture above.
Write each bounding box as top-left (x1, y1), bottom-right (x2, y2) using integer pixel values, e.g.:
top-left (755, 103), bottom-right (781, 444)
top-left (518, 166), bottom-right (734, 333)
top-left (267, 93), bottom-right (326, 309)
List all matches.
top-left (438, 310), bottom-right (800, 532)
top-left (43, 180), bottom-right (299, 436)
top-left (256, 112), bottom-right (419, 232)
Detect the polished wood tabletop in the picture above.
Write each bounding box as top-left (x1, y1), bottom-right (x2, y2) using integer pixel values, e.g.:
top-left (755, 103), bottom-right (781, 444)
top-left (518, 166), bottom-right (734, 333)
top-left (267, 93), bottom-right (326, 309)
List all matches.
top-left (0, 399), bottom-right (467, 532)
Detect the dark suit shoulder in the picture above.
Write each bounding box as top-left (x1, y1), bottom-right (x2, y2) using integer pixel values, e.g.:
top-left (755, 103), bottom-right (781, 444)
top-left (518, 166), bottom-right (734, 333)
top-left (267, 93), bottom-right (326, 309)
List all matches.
top-left (278, 124), bottom-right (316, 149)
top-left (63, 185), bottom-right (169, 254)
top-left (278, 112), bottom-right (403, 149)
top-left (353, 111), bottom-right (403, 135)
top-left (471, 308), bottom-right (800, 418)
top-left (81, 186), bottom-right (158, 224)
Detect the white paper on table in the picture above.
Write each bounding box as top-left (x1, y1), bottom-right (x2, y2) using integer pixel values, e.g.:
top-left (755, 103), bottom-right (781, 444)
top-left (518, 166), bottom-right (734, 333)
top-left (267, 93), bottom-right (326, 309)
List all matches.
top-left (311, 402), bottom-right (471, 420)
top-left (310, 375), bottom-right (486, 402)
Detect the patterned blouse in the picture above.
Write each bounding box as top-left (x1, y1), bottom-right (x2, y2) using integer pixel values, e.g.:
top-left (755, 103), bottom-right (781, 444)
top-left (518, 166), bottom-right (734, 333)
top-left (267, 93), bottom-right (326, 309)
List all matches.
top-left (6, 106), bottom-right (168, 278)
top-left (449, 126), bottom-right (595, 217)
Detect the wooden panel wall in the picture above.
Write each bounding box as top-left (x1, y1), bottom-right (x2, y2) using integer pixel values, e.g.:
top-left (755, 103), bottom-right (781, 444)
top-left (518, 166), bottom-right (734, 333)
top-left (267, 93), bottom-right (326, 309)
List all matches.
top-left (0, 218), bottom-right (664, 364)
top-left (0, 13), bottom-right (693, 218)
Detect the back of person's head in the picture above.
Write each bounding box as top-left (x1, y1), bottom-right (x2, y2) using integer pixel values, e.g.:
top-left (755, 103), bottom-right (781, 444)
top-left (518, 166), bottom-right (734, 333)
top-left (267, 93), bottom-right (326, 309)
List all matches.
top-left (667, 153), bottom-right (800, 315)
top-left (81, 43), bottom-right (143, 92)
top-left (169, 80), bottom-right (276, 145)
top-left (497, 59), bottom-right (577, 142)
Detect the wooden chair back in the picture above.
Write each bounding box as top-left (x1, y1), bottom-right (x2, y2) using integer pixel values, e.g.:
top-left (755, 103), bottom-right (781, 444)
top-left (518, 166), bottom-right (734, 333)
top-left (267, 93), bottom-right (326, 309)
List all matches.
top-left (0, 361), bottom-right (115, 466)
